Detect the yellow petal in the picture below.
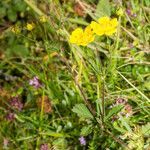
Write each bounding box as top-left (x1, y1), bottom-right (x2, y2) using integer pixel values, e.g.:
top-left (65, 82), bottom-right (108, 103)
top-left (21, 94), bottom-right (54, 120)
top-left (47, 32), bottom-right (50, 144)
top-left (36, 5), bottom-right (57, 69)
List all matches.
top-left (69, 36), bottom-right (76, 43)
top-left (90, 21), bottom-right (104, 36)
top-left (26, 23), bottom-right (35, 31)
top-left (72, 28), bottom-right (83, 35)
top-left (105, 28), bottom-right (117, 35)
top-left (69, 28), bottom-right (84, 44)
top-left (83, 25), bottom-right (95, 45)
top-left (84, 25), bottom-right (93, 35)
top-left (90, 21), bottom-right (98, 30)
top-left (98, 16), bottom-right (110, 24)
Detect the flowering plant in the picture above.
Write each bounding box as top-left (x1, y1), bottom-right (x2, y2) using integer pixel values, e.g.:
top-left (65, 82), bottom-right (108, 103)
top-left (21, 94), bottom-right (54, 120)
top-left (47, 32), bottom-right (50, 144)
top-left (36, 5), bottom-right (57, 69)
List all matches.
top-left (69, 16), bottom-right (118, 46)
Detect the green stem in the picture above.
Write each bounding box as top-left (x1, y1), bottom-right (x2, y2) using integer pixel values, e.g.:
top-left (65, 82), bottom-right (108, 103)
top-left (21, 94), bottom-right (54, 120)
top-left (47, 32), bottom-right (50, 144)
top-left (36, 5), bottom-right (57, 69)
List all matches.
top-left (108, 16), bottom-right (121, 84)
top-left (23, 0), bottom-right (44, 16)
top-left (36, 90), bottom-right (45, 150)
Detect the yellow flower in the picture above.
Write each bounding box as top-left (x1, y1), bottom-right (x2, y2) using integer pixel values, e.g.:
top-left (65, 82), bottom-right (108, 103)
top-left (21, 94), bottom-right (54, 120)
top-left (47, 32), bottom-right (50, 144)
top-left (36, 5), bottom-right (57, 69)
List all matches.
top-left (39, 15), bottom-right (47, 23)
top-left (11, 25), bottom-right (21, 34)
top-left (90, 21), bottom-right (104, 36)
top-left (82, 25), bottom-right (95, 45)
top-left (69, 17), bottom-right (118, 46)
top-left (69, 25), bottom-right (94, 46)
top-left (90, 16), bottom-right (118, 36)
top-left (98, 16), bottom-right (110, 24)
top-left (69, 28), bottom-right (84, 45)
top-left (26, 22), bottom-right (35, 31)
top-left (106, 18), bottom-right (118, 35)
top-left (116, 8), bottom-right (124, 16)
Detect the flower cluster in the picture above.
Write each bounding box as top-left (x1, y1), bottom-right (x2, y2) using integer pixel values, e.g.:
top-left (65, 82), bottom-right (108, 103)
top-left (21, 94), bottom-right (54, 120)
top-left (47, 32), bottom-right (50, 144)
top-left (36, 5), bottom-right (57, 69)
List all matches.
top-left (9, 96), bottom-right (23, 111)
top-left (5, 96), bottom-right (23, 122)
top-left (79, 136), bottom-right (86, 146)
top-left (126, 9), bottom-right (137, 18)
top-left (40, 143), bottom-right (49, 150)
top-left (29, 76), bottom-right (41, 89)
top-left (69, 25), bottom-right (94, 46)
top-left (6, 112), bottom-right (15, 121)
top-left (110, 98), bottom-right (133, 121)
top-left (69, 16), bottom-right (118, 46)
top-left (26, 22), bottom-right (35, 31)
top-left (90, 16), bottom-right (118, 36)
top-left (11, 25), bottom-right (21, 34)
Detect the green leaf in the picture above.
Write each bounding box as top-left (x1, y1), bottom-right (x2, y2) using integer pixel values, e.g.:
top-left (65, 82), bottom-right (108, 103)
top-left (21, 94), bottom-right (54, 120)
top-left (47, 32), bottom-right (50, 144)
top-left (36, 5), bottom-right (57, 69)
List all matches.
top-left (40, 131), bottom-right (65, 137)
top-left (144, 0), bottom-right (150, 6)
top-left (7, 8), bottom-right (17, 22)
top-left (81, 125), bottom-right (93, 136)
top-left (0, 7), bottom-right (6, 18)
top-left (52, 138), bottom-right (68, 150)
top-left (113, 121), bottom-right (126, 133)
top-left (105, 105), bottom-right (124, 121)
top-left (118, 114), bottom-right (132, 132)
top-left (96, 0), bottom-right (111, 18)
top-left (72, 104), bottom-right (94, 119)
top-left (142, 123), bottom-right (150, 136)
top-left (13, 0), bottom-right (27, 12)
top-left (7, 44), bottom-right (29, 57)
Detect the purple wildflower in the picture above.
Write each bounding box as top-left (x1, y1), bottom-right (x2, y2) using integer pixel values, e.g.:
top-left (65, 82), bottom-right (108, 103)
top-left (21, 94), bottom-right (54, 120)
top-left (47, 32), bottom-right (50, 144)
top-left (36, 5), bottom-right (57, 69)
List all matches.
top-left (109, 98), bottom-right (127, 109)
top-left (29, 76), bottom-right (41, 89)
top-left (124, 104), bottom-right (133, 117)
top-left (40, 144), bottom-right (49, 150)
top-left (126, 9), bottom-right (131, 16)
top-left (132, 13), bottom-right (137, 18)
top-left (126, 8), bottom-right (137, 18)
top-left (6, 112), bottom-right (15, 121)
top-left (79, 136), bottom-right (86, 146)
top-left (9, 96), bottom-right (23, 111)
top-left (116, 98), bottom-right (127, 105)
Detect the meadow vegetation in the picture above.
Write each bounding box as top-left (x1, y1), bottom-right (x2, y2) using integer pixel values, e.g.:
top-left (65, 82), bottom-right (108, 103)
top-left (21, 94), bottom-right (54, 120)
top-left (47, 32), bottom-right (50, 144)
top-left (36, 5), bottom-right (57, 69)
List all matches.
top-left (0, 0), bottom-right (150, 149)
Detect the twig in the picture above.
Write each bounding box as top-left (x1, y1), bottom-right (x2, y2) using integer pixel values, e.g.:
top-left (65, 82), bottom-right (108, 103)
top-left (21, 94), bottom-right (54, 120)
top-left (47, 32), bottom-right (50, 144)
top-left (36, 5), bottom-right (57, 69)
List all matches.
top-left (121, 26), bottom-right (138, 41)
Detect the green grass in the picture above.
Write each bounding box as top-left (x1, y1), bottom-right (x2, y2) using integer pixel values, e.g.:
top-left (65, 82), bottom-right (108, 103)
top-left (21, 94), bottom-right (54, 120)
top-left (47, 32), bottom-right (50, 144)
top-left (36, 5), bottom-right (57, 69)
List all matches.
top-left (0, 0), bottom-right (150, 149)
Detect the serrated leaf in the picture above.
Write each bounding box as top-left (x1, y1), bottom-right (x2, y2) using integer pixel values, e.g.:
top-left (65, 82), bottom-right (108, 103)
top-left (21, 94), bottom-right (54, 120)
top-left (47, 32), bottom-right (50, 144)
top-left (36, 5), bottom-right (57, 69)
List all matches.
top-left (96, 0), bottom-right (111, 18)
top-left (72, 104), bottom-right (94, 119)
top-left (105, 105), bottom-right (124, 121)
top-left (81, 125), bottom-right (93, 136)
